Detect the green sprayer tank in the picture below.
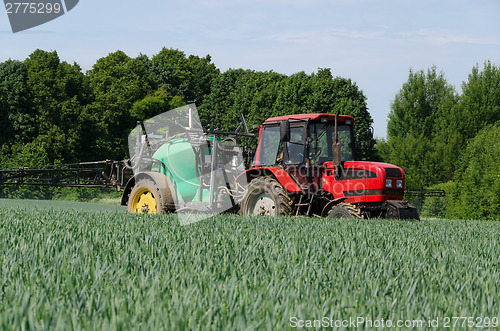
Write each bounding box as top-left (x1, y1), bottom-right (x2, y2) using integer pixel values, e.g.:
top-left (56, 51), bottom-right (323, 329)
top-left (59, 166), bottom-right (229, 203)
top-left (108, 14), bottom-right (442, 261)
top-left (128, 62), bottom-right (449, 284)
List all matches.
top-left (152, 138), bottom-right (211, 203)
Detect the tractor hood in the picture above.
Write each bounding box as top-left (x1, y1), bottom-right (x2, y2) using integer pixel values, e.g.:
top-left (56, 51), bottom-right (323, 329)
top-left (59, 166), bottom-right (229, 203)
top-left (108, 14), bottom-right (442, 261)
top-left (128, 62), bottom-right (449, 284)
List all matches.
top-left (324, 160), bottom-right (405, 177)
top-left (322, 160), bottom-right (406, 202)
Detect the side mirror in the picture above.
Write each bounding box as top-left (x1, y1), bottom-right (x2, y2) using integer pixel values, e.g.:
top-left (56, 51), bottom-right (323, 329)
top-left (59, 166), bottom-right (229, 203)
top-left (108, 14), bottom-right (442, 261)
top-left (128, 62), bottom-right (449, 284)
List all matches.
top-left (332, 142), bottom-right (341, 168)
top-left (280, 120), bottom-right (290, 142)
top-left (332, 142), bottom-right (342, 178)
top-left (366, 127), bottom-right (374, 150)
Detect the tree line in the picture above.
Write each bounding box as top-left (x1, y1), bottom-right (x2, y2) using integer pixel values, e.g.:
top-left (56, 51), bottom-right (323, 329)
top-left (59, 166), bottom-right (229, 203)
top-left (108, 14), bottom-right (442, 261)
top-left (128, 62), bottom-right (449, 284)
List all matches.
top-left (0, 48), bottom-right (217, 167)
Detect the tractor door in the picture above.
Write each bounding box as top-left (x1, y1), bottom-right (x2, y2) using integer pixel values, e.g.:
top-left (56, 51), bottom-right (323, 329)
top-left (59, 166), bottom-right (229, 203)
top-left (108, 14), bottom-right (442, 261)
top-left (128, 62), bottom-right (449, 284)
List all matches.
top-left (254, 121), bottom-right (320, 193)
top-left (254, 125), bottom-right (281, 166)
top-left (254, 122), bottom-right (307, 165)
top-left (282, 122), bottom-right (310, 191)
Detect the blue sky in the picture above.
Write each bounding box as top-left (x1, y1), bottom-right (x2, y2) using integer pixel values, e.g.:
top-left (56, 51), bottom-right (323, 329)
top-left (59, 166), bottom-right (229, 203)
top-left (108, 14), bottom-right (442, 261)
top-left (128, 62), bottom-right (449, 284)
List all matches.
top-left (2, 0), bottom-right (499, 137)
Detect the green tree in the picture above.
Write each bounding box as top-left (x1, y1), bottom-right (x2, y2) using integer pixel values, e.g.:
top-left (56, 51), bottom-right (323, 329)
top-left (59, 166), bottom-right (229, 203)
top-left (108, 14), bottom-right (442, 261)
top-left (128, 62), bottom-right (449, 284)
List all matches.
top-left (381, 66), bottom-right (458, 187)
top-left (458, 60), bottom-right (499, 140)
top-left (131, 87), bottom-right (184, 120)
top-left (387, 66), bottom-right (458, 139)
top-left (87, 51), bottom-right (153, 160)
top-left (432, 61), bottom-right (500, 181)
top-left (149, 48), bottom-right (219, 105)
top-left (450, 124), bottom-right (500, 219)
top-left (0, 60), bottom-right (33, 152)
top-left (0, 51), bottom-right (93, 199)
top-left (224, 70), bottom-right (285, 132)
top-left (199, 69), bottom-right (284, 132)
top-left (1, 50), bottom-right (94, 169)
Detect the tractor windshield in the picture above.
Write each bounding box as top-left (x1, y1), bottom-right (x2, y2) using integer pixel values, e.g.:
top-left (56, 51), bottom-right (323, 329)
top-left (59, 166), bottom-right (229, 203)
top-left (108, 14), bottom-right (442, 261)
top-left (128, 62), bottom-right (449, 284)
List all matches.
top-left (309, 122), bottom-right (354, 163)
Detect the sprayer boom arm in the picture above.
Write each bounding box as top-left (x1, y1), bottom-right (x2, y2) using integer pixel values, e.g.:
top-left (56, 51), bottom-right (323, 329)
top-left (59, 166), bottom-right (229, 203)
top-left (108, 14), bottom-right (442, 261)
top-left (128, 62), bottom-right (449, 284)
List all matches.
top-left (0, 160), bottom-right (130, 190)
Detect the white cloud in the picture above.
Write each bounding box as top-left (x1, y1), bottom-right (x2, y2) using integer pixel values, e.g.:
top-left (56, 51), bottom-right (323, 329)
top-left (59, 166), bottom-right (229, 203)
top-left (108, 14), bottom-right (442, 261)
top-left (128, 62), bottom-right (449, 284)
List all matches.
top-left (396, 29), bottom-right (500, 46)
top-left (261, 27), bottom-right (500, 49)
top-left (261, 28), bottom-right (386, 45)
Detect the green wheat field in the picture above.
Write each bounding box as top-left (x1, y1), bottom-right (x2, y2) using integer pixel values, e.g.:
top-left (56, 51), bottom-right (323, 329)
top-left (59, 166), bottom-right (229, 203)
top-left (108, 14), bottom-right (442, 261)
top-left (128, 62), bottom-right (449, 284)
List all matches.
top-left (0, 199), bottom-right (498, 330)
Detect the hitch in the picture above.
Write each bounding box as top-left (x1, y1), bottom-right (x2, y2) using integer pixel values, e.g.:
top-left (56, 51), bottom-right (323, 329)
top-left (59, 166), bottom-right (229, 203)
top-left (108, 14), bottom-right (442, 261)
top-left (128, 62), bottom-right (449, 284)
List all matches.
top-left (383, 200), bottom-right (419, 220)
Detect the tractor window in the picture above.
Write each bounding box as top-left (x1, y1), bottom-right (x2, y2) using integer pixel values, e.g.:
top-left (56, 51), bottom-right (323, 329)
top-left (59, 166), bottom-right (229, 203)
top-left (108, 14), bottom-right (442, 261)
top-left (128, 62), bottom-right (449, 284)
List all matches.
top-left (256, 125), bottom-right (281, 166)
top-left (310, 123), bottom-right (354, 163)
top-left (285, 126), bottom-right (306, 164)
top-left (338, 126), bottom-right (354, 161)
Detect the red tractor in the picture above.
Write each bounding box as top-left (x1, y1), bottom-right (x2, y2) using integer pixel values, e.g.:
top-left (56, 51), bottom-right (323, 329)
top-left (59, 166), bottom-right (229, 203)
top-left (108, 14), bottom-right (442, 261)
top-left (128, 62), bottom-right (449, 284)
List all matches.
top-left (238, 113), bottom-right (419, 219)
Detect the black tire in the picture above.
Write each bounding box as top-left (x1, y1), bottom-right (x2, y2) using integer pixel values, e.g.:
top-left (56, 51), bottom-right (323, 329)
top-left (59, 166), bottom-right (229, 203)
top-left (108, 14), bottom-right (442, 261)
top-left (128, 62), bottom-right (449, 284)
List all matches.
top-left (327, 202), bottom-right (364, 219)
top-left (127, 179), bottom-right (165, 214)
top-left (240, 177), bottom-right (293, 216)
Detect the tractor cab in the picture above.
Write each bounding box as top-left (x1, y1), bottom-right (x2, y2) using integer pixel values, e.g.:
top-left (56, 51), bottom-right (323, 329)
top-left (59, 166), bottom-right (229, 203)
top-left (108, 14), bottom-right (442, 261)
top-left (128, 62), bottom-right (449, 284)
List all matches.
top-left (253, 114), bottom-right (355, 193)
top-left (255, 113), bottom-right (355, 168)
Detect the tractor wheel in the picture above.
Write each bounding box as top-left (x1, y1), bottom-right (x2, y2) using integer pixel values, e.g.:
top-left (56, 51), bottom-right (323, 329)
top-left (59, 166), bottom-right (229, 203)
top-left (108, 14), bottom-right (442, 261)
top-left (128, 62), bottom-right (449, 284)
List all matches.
top-left (127, 179), bottom-right (164, 214)
top-left (240, 177), bottom-right (293, 216)
top-left (327, 202), bottom-right (364, 219)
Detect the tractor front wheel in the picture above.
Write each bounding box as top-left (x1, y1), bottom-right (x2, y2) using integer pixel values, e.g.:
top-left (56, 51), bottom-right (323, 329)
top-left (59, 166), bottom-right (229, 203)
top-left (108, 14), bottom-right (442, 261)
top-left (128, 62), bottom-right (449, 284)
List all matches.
top-left (240, 177), bottom-right (293, 216)
top-left (327, 202), bottom-right (364, 219)
top-left (127, 179), bottom-right (164, 214)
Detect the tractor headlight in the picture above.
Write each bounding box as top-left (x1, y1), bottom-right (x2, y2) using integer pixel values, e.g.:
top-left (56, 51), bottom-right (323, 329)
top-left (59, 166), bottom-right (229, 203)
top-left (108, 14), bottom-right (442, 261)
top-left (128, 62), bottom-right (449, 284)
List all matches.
top-left (385, 179), bottom-right (393, 188)
top-left (396, 180), bottom-right (403, 188)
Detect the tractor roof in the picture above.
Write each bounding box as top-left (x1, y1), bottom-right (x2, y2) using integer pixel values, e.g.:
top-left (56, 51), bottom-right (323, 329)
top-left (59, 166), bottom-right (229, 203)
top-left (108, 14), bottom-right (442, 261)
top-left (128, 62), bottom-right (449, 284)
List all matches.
top-left (265, 113), bottom-right (355, 123)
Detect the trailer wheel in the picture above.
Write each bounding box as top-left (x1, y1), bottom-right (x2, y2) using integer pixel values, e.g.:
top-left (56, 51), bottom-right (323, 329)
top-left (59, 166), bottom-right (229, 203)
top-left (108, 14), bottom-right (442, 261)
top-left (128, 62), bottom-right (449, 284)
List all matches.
top-left (240, 177), bottom-right (293, 216)
top-left (127, 179), bottom-right (164, 214)
top-left (327, 202), bottom-right (364, 219)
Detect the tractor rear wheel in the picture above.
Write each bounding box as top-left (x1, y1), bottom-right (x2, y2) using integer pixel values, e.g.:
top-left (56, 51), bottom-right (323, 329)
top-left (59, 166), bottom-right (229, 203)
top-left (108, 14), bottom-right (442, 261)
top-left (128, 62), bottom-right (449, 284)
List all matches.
top-left (327, 202), bottom-right (364, 219)
top-left (127, 179), bottom-right (164, 214)
top-left (240, 177), bottom-right (293, 216)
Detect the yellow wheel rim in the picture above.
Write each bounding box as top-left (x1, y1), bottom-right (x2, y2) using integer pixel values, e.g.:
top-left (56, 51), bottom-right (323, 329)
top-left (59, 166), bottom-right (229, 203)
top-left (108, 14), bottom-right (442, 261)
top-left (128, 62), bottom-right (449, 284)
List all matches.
top-left (131, 188), bottom-right (157, 214)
